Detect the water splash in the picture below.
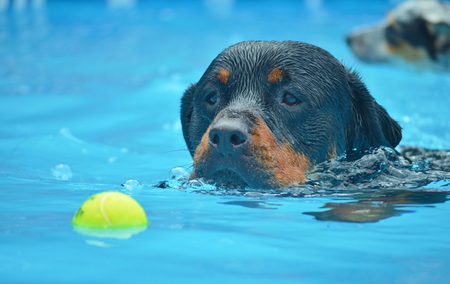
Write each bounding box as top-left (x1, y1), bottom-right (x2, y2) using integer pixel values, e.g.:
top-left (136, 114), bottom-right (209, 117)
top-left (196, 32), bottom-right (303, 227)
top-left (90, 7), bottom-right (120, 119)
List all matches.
top-left (164, 166), bottom-right (216, 192)
top-left (167, 166), bottom-right (190, 189)
top-left (122, 179), bottom-right (143, 190)
top-left (303, 147), bottom-right (450, 191)
top-left (51, 164), bottom-right (73, 181)
top-left (158, 146), bottom-right (450, 197)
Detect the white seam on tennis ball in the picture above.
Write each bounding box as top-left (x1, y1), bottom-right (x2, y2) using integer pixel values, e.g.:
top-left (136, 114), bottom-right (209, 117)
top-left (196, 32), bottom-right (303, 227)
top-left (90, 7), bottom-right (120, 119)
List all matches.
top-left (100, 193), bottom-right (112, 225)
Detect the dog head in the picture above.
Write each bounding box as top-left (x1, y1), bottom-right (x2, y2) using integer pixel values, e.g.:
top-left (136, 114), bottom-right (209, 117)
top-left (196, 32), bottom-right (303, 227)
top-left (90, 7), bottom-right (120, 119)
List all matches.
top-left (346, 0), bottom-right (450, 70)
top-left (181, 41), bottom-right (401, 189)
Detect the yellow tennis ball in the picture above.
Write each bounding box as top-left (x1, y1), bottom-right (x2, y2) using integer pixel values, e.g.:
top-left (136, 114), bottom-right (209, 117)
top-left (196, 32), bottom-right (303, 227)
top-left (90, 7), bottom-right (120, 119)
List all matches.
top-left (72, 191), bottom-right (148, 229)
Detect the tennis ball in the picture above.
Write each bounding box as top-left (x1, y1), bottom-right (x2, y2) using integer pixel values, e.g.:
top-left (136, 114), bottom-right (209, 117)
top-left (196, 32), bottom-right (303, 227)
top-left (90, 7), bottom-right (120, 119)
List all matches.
top-left (72, 191), bottom-right (148, 229)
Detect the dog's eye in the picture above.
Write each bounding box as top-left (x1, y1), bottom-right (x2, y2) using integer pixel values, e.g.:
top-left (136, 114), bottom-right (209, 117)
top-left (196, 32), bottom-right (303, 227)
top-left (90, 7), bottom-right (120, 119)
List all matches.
top-left (282, 92), bottom-right (301, 106)
top-left (206, 91), bottom-right (218, 105)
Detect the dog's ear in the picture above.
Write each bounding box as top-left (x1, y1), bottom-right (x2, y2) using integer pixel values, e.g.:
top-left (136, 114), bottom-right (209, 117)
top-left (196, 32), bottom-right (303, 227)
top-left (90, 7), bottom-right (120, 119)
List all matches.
top-left (180, 83), bottom-right (197, 157)
top-left (432, 22), bottom-right (450, 54)
top-left (346, 70), bottom-right (402, 151)
top-left (385, 17), bottom-right (437, 60)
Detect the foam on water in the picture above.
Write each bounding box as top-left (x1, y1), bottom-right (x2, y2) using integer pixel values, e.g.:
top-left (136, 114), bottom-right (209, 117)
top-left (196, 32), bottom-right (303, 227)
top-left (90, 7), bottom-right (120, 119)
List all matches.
top-left (162, 147), bottom-right (450, 196)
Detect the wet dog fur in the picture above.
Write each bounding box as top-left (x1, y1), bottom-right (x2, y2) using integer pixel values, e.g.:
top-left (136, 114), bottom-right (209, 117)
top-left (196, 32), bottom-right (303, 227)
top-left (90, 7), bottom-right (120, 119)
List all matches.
top-left (181, 40), bottom-right (402, 189)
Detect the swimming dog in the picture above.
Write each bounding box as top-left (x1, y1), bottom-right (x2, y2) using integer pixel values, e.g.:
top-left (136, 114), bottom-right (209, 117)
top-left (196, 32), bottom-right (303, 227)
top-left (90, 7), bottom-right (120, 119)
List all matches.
top-left (181, 41), bottom-right (402, 189)
top-left (346, 0), bottom-right (450, 71)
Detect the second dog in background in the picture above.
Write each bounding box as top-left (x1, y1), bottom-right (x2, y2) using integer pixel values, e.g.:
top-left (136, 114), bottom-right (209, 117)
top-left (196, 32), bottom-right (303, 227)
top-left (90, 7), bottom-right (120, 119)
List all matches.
top-left (346, 0), bottom-right (450, 71)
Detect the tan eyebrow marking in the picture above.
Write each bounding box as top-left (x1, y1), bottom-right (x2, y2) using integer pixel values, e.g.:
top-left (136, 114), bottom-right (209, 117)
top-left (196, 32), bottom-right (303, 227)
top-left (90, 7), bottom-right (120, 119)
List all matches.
top-left (217, 68), bottom-right (230, 84)
top-left (268, 67), bottom-right (285, 83)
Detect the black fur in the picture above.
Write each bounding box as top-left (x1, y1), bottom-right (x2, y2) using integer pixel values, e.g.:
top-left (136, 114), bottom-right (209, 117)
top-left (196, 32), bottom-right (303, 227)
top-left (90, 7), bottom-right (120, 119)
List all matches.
top-left (180, 41), bottom-right (402, 188)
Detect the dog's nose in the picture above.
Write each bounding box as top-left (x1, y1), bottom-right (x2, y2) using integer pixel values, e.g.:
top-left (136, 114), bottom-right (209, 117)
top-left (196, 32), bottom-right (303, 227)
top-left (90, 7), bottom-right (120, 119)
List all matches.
top-left (208, 119), bottom-right (248, 155)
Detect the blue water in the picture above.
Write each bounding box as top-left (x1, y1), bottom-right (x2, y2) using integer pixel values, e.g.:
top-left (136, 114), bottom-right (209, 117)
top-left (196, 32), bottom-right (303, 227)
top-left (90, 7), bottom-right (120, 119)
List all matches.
top-left (1, 0), bottom-right (450, 283)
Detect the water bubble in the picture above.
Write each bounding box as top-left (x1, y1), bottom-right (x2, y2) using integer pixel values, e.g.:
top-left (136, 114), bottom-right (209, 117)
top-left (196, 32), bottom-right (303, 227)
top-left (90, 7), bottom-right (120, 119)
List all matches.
top-left (168, 167), bottom-right (190, 188)
top-left (163, 167), bottom-right (219, 192)
top-left (186, 179), bottom-right (217, 191)
top-left (51, 164), bottom-right (73, 181)
top-left (122, 179), bottom-right (143, 190)
top-left (187, 179), bottom-right (203, 188)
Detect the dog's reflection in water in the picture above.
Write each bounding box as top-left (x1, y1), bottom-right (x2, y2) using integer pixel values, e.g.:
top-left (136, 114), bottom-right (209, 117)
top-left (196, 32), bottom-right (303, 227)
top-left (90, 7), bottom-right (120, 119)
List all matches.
top-left (220, 190), bottom-right (449, 223)
top-left (305, 190), bottom-right (449, 223)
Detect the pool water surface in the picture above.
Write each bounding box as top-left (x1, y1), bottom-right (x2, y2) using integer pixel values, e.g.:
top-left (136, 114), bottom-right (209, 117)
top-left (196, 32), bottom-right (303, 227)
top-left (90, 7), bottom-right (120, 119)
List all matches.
top-left (1, 0), bottom-right (450, 283)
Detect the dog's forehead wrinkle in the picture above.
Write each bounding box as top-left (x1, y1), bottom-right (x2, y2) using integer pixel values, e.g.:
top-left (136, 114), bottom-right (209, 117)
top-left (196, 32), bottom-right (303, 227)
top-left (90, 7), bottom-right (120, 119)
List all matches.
top-left (217, 41), bottom-right (348, 74)
top-left (217, 44), bottom-right (285, 73)
top-left (232, 90), bottom-right (263, 103)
